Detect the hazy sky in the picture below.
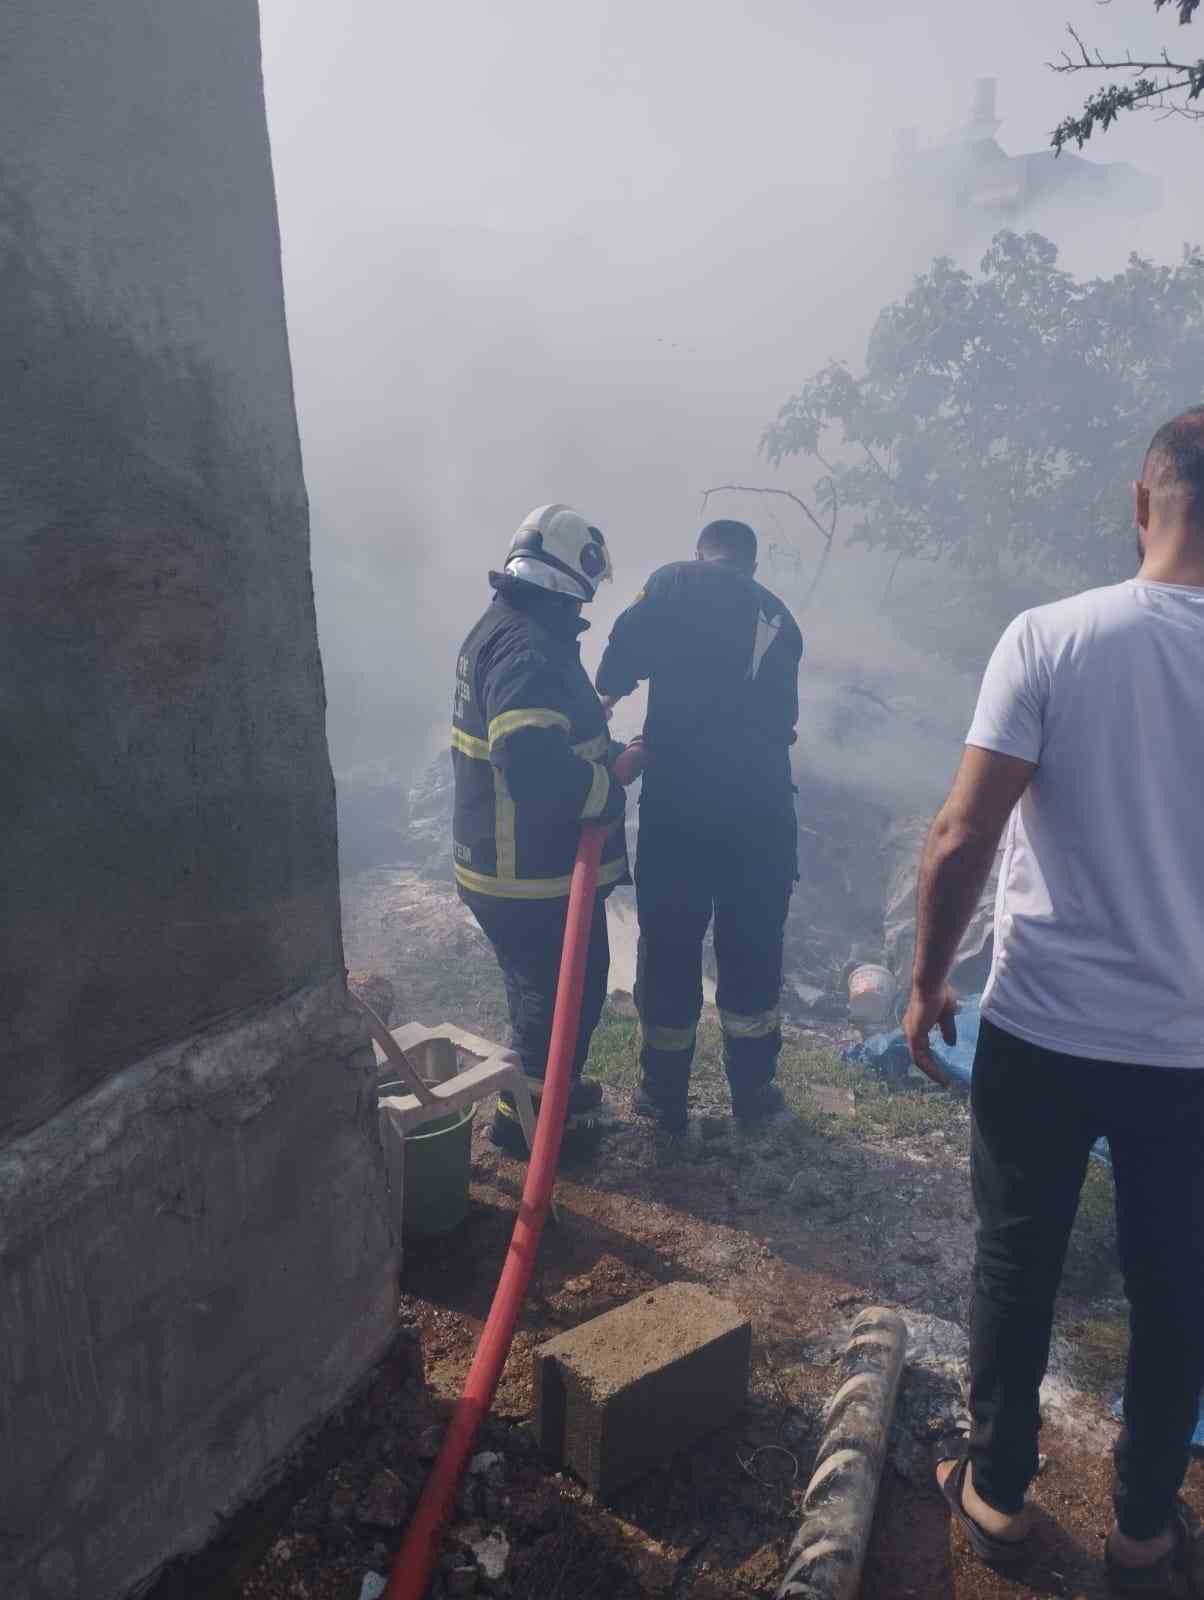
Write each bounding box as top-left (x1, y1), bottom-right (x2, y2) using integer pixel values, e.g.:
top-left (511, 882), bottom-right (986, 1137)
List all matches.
top-left (257, 0), bottom-right (1203, 774)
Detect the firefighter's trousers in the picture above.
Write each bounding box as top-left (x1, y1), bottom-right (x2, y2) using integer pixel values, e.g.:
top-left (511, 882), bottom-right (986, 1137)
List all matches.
top-left (460, 889), bottom-right (610, 1085)
top-left (634, 799), bottom-right (797, 1115)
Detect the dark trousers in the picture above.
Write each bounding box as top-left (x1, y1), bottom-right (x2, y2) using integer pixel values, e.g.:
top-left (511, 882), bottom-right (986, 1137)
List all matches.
top-left (460, 890), bottom-right (609, 1082)
top-left (633, 799), bottom-right (796, 1113)
top-left (969, 1018), bottom-right (1204, 1539)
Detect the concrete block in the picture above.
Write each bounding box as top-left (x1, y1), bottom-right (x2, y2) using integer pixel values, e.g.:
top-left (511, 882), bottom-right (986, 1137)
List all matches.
top-left (0, 979), bottom-right (397, 1600)
top-left (533, 1281), bottom-right (750, 1496)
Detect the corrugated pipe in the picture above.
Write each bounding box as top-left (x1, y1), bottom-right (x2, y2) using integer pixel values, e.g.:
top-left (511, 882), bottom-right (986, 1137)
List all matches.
top-left (778, 1307), bottom-right (907, 1600)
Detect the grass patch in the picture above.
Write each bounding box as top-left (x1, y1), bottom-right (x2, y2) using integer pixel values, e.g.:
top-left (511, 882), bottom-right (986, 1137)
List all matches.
top-left (778, 1044), bottom-right (970, 1146)
top-left (1077, 1157), bottom-right (1116, 1241)
top-left (583, 1011), bottom-right (642, 1091)
top-left (1063, 1157), bottom-right (1120, 1299)
top-left (584, 1007), bottom-right (969, 1147)
top-left (1065, 1311), bottom-right (1128, 1397)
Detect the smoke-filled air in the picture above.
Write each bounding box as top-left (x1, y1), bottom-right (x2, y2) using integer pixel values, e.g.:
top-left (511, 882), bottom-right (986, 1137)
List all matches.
top-left (253, 7), bottom-right (1204, 1586)
top-left (261, 0), bottom-right (1198, 805)
top-left (259, 0), bottom-right (1201, 992)
top-left (13, 2), bottom-right (1204, 1595)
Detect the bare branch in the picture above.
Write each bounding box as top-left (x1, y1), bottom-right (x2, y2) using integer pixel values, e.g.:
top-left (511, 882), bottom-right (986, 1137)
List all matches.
top-left (700, 482), bottom-right (838, 609)
top-left (1052, 52), bottom-right (1199, 75)
top-left (881, 549), bottom-right (908, 609)
top-left (700, 483), bottom-right (832, 546)
top-left (1050, 24), bottom-right (1196, 78)
top-left (823, 474), bottom-right (839, 540)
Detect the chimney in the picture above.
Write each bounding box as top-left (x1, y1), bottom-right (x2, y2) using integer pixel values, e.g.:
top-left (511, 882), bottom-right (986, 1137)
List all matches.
top-left (967, 77), bottom-right (1001, 140)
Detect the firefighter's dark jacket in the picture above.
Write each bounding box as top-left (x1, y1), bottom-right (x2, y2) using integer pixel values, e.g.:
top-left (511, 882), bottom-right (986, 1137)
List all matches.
top-left (452, 575), bottom-right (628, 899)
top-left (596, 559), bottom-right (804, 816)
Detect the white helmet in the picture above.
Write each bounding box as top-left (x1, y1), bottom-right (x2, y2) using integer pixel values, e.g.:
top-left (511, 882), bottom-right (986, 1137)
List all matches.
top-left (503, 503), bottom-right (613, 601)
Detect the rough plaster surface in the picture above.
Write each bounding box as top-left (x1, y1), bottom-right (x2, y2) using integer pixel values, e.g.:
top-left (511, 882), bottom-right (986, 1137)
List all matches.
top-left (0, 3), bottom-right (398, 1594)
top-left (0, 0), bottom-right (340, 1137)
top-left (0, 979), bottom-right (397, 1600)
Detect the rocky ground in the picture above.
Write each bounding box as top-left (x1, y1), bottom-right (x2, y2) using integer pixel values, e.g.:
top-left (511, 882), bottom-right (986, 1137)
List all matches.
top-left (152, 867), bottom-right (1204, 1600)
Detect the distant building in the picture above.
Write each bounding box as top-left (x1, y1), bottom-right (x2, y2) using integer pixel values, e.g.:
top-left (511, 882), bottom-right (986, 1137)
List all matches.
top-left (895, 78), bottom-right (1161, 221)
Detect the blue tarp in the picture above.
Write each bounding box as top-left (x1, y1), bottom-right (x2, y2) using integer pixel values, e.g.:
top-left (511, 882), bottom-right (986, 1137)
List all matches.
top-left (845, 998), bottom-right (1204, 1446)
top-left (845, 996), bottom-right (1098, 1157)
top-left (842, 994), bottom-right (982, 1087)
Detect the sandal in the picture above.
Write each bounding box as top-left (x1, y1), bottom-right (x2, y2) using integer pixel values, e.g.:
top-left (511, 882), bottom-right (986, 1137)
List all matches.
top-left (937, 1448), bottom-right (1029, 1568)
top-left (1106, 1502), bottom-right (1200, 1595)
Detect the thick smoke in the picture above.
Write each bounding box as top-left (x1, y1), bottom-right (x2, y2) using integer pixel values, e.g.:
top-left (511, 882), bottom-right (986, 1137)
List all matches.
top-left (258, 0), bottom-right (1200, 820)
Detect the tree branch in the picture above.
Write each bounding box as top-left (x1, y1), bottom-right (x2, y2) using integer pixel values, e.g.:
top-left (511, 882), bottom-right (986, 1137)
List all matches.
top-left (823, 474), bottom-right (839, 541)
top-left (1049, 19), bottom-right (1204, 149)
top-left (700, 483), bottom-right (832, 546)
top-left (700, 483), bottom-right (838, 609)
top-left (859, 444), bottom-right (894, 482)
top-left (881, 548), bottom-right (908, 609)
top-left (1052, 42), bottom-right (1198, 75)
top-left (1154, 0), bottom-right (1201, 23)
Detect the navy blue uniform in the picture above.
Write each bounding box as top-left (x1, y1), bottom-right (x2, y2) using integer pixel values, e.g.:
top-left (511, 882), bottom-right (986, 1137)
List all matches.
top-left (451, 576), bottom-right (627, 1132)
top-left (452, 577), bottom-right (627, 899)
top-left (596, 560), bottom-right (802, 1113)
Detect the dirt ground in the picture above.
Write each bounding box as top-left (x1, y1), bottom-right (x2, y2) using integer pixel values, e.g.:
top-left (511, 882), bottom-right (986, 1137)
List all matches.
top-left (397, 1106), bottom-right (1204, 1600)
top-left (153, 868), bottom-right (1204, 1600)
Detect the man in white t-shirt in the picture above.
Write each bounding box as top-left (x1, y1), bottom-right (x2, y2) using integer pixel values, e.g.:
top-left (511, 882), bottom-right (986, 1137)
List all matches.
top-left (904, 408), bottom-right (1204, 1590)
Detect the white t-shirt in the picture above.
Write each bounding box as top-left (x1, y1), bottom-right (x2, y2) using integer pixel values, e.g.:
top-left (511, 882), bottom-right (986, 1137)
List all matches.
top-left (968, 579), bottom-right (1204, 1067)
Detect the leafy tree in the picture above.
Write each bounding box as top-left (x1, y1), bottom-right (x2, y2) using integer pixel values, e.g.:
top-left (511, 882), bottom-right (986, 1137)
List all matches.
top-left (759, 231), bottom-right (1204, 599)
top-left (1050, 1), bottom-right (1203, 150)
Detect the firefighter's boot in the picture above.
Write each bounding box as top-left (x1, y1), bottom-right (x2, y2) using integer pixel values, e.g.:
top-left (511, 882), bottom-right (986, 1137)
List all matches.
top-left (632, 1076), bottom-right (689, 1135)
top-left (489, 1075), bottom-right (604, 1160)
top-left (731, 1080), bottom-right (787, 1124)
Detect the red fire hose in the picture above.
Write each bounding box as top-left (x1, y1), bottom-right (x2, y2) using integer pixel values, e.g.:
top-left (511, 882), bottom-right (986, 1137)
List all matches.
top-left (385, 740), bottom-right (644, 1600)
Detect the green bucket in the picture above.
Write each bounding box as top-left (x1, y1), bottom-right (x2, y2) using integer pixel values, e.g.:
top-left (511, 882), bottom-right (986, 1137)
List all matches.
top-left (379, 1084), bottom-right (476, 1237)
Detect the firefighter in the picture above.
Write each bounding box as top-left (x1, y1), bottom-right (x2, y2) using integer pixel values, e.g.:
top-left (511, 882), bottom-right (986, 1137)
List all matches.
top-left (452, 504), bottom-right (629, 1157)
top-left (596, 519), bottom-right (803, 1131)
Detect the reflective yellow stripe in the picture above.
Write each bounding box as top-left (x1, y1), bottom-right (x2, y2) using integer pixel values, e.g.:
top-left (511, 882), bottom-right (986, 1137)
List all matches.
top-left (498, 1094), bottom-right (591, 1126)
top-left (641, 1021), bottom-right (697, 1053)
top-left (580, 762), bottom-right (610, 820)
top-left (460, 724), bottom-right (593, 760)
top-left (720, 1006), bottom-right (781, 1039)
top-left (573, 732), bottom-right (610, 761)
top-left (494, 769), bottom-right (517, 878)
top-left (455, 857), bottom-right (627, 900)
top-left (451, 727), bottom-right (489, 760)
top-left (488, 708), bottom-right (571, 747)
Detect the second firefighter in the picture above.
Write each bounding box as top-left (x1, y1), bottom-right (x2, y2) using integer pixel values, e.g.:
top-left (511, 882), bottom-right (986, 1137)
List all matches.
top-left (596, 518), bottom-right (803, 1131)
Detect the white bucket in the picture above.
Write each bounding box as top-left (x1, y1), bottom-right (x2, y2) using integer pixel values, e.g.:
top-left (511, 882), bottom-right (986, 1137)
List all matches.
top-left (848, 963), bottom-right (897, 1026)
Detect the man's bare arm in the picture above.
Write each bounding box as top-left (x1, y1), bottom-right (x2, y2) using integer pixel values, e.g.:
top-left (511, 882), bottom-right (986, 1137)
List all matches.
top-left (904, 746), bottom-right (1036, 1083)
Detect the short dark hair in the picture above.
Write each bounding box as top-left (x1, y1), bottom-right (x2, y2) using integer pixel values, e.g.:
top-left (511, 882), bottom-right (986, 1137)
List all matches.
top-left (1144, 407), bottom-right (1204, 511)
top-left (697, 518), bottom-right (757, 570)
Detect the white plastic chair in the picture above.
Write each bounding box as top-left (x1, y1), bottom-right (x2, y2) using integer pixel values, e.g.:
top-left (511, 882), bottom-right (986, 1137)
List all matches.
top-left (349, 995), bottom-right (541, 1245)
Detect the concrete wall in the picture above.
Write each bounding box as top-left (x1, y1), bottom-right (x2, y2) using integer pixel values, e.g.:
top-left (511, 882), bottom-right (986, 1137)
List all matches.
top-left (0, 4), bottom-right (397, 1595)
